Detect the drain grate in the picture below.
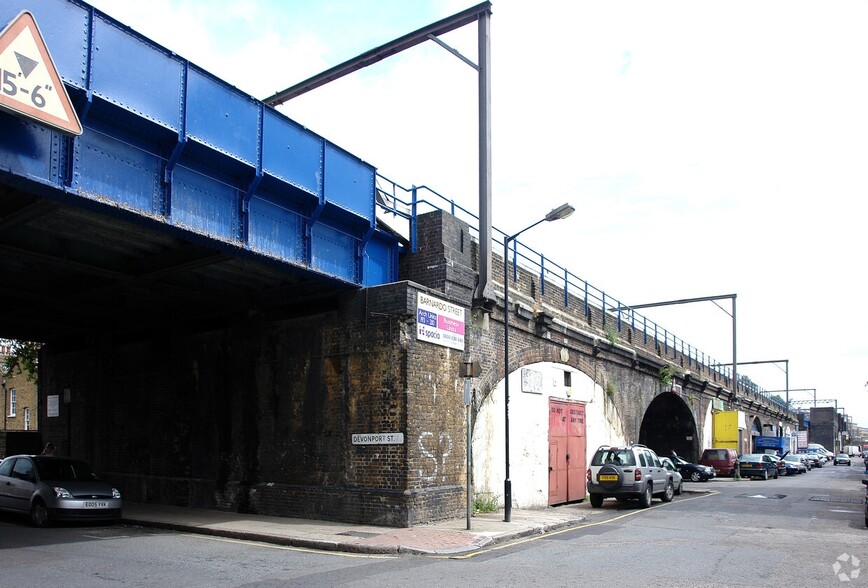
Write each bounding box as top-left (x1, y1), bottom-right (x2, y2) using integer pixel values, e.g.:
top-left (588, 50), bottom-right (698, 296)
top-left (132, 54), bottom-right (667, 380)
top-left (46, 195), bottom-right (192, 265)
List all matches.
top-left (736, 493), bottom-right (787, 500)
top-left (810, 495), bottom-right (864, 505)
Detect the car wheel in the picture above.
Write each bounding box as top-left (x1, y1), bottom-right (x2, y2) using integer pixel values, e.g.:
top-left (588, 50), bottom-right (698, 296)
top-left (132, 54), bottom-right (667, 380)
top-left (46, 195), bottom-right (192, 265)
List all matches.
top-left (589, 493), bottom-right (604, 508)
top-left (639, 485), bottom-right (653, 508)
top-left (690, 471), bottom-right (701, 482)
top-left (762, 470), bottom-right (768, 481)
top-left (662, 480), bottom-right (675, 502)
top-left (30, 499), bottom-right (50, 527)
top-left (675, 480), bottom-right (683, 496)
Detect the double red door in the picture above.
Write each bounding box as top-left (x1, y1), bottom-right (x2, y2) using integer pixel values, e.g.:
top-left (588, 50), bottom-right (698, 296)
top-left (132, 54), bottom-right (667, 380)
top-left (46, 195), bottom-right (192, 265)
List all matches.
top-left (548, 399), bottom-right (586, 505)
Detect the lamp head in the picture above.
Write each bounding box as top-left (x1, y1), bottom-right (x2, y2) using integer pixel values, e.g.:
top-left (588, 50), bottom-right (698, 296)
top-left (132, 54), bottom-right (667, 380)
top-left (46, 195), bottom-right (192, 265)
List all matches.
top-left (545, 203), bottom-right (575, 222)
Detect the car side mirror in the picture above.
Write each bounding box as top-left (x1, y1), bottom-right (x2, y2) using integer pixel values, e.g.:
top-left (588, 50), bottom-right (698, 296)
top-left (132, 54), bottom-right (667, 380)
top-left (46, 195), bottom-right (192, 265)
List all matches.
top-left (862, 479), bottom-right (868, 485)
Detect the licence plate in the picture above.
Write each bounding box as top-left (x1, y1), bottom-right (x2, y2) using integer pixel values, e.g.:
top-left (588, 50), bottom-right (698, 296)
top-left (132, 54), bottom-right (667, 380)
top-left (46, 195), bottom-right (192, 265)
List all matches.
top-left (84, 501), bottom-right (108, 508)
top-left (598, 474), bottom-right (619, 482)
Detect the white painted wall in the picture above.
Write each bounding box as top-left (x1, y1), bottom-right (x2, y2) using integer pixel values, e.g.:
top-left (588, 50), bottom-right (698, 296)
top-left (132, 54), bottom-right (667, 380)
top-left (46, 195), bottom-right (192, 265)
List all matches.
top-left (702, 400), bottom-right (714, 453)
top-left (472, 359), bottom-right (628, 510)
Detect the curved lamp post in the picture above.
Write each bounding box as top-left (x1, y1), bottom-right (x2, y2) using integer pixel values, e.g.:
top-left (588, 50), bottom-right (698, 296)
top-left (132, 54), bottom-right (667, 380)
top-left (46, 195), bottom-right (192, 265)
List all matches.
top-left (503, 203), bottom-right (574, 522)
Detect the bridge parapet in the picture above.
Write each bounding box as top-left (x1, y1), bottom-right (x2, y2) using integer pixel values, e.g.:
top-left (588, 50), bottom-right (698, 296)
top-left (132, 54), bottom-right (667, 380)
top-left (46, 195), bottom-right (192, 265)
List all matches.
top-left (397, 206), bottom-right (795, 424)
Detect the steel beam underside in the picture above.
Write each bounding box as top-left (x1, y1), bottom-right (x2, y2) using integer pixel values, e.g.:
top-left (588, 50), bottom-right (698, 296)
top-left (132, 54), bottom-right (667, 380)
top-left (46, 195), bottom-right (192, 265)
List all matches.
top-left (0, 0), bottom-right (398, 289)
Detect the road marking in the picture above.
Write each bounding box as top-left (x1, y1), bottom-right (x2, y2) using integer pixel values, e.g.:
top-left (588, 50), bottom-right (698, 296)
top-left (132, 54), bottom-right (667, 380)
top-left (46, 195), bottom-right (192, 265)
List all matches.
top-left (441, 491), bottom-right (719, 560)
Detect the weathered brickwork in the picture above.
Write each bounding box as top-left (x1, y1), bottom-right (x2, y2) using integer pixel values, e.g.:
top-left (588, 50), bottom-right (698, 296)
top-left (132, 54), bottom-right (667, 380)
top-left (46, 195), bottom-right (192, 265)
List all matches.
top-left (36, 209), bottom-right (794, 526)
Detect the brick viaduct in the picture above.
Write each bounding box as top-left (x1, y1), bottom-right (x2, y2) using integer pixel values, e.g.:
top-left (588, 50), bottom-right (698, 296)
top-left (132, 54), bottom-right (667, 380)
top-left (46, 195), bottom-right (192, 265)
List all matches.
top-left (38, 209), bottom-right (796, 527)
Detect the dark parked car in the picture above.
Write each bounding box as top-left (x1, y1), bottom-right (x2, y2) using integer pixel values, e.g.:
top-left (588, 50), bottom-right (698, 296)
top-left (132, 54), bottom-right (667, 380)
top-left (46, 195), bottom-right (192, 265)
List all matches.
top-left (834, 453), bottom-right (852, 466)
top-left (739, 453), bottom-right (779, 480)
top-left (700, 448), bottom-right (739, 477)
top-left (0, 455), bottom-right (122, 527)
top-left (671, 455), bottom-right (716, 482)
top-left (767, 455), bottom-right (787, 477)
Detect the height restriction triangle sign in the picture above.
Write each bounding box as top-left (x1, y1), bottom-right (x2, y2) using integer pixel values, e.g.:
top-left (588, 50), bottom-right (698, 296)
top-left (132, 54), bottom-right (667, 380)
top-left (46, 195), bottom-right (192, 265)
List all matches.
top-left (0, 11), bottom-right (82, 136)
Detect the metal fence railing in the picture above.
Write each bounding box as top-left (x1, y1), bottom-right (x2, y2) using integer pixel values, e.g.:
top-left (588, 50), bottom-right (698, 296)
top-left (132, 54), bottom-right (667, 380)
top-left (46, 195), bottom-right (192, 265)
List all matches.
top-left (375, 174), bottom-right (789, 414)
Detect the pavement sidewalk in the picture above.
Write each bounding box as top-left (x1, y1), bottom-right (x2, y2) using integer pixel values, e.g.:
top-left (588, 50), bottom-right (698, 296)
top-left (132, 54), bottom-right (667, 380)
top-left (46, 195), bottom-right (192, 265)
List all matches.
top-left (121, 500), bottom-right (589, 556)
top-left (120, 480), bottom-right (720, 555)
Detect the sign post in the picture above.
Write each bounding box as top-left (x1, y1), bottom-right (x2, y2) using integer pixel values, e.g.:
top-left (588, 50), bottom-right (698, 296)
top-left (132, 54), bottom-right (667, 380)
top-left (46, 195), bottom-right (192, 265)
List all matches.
top-left (460, 359), bottom-right (480, 530)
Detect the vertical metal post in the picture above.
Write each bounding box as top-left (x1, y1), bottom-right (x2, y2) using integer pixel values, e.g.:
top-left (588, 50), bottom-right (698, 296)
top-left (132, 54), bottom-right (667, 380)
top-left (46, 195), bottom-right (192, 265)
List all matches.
top-left (732, 296), bottom-right (738, 399)
top-left (503, 235), bottom-right (512, 522)
top-left (474, 9), bottom-right (494, 304)
top-left (465, 378), bottom-right (472, 530)
top-left (785, 360), bottom-right (789, 413)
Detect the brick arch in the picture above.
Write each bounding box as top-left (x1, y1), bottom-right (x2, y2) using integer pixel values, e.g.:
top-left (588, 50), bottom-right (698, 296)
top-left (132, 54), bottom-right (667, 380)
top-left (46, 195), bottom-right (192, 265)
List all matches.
top-left (639, 393), bottom-right (699, 461)
top-left (474, 330), bottom-right (602, 408)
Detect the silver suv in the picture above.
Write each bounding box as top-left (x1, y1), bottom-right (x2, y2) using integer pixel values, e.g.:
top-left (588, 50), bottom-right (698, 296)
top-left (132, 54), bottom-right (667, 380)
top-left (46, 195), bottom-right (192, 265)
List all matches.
top-left (586, 444), bottom-right (676, 508)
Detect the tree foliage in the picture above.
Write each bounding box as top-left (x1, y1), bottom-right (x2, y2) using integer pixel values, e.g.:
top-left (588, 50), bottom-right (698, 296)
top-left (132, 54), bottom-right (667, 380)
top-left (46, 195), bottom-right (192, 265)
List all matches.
top-left (1, 339), bottom-right (41, 382)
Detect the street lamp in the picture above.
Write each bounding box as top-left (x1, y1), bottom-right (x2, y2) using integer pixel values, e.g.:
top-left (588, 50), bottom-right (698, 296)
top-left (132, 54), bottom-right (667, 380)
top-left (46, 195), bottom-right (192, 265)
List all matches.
top-left (503, 202), bottom-right (574, 522)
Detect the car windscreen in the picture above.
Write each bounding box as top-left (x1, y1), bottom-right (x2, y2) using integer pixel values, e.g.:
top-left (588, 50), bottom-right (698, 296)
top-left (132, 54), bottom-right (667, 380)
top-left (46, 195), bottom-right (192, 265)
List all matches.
top-left (592, 449), bottom-right (636, 466)
top-left (34, 458), bottom-right (101, 482)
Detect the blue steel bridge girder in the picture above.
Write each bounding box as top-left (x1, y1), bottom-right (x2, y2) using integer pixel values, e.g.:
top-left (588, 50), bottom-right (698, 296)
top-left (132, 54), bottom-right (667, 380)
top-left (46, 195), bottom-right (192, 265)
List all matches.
top-left (0, 0), bottom-right (399, 292)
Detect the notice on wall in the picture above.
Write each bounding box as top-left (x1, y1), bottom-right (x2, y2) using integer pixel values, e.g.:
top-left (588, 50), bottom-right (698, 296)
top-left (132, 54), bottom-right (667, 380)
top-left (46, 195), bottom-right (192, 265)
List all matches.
top-left (521, 367), bottom-right (543, 394)
top-left (797, 430), bottom-right (808, 449)
top-left (46, 394), bottom-right (59, 417)
top-left (351, 433), bottom-right (405, 445)
top-left (416, 292), bottom-right (465, 351)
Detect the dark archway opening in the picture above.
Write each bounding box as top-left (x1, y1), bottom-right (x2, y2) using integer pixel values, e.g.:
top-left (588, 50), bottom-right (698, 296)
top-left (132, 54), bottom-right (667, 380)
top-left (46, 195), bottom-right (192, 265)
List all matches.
top-left (639, 393), bottom-right (699, 462)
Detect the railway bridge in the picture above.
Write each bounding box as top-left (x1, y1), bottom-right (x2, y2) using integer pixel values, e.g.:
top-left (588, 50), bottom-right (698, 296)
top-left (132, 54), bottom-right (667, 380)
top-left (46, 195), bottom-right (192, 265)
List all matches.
top-left (0, 0), bottom-right (796, 526)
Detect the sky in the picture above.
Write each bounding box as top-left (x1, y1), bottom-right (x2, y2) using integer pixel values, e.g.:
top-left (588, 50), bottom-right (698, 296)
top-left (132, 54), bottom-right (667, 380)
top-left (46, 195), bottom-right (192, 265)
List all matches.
top-left (84, 0), bottom-right (868, 426)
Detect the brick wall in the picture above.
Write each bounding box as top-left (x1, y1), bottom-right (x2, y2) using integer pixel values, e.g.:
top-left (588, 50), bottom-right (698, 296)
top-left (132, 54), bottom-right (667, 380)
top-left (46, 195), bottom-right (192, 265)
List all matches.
top-left (35, 208), bottom-right (793, 526)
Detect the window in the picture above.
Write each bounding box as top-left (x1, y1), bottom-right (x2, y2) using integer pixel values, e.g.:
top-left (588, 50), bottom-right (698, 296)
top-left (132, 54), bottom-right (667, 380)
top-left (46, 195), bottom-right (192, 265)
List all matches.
top-left (563, 371), bottom-right (572, 387)
top-left (11, 457), bottom-right (32, 480)
top-left (8, 388), bottom-right (15, 417)
top-left (24, 408), bottom-right (30, 431)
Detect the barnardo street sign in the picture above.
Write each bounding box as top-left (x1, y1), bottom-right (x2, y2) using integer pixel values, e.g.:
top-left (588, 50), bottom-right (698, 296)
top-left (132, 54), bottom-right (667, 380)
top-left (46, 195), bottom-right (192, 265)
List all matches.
top-left (0, 11), bottom-right (82, 136)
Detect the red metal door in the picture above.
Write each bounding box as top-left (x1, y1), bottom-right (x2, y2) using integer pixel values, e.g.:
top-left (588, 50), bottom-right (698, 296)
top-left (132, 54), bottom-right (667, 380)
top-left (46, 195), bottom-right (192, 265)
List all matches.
top-left (549, 399), bottom-right (586, 505)
top-left (548, 400), bottom-right (568, 505)
top-left (566, 403), bottom-right (586, 501)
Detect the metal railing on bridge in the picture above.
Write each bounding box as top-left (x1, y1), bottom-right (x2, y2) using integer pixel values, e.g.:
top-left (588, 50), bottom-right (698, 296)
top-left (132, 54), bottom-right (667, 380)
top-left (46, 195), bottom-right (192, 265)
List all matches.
top-left (375, 174), bottom-right (789, 414)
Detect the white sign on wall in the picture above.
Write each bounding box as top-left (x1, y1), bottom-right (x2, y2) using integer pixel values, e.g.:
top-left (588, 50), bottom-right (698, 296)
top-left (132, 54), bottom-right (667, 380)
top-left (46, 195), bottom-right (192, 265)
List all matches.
top-left (416, 292), bottom-right (465, 351)
top-left (521, 368), bottom-right (543, 394)
top-left (46, 394), bottom-right (59, 417)
top-left (351, 433), bottom-right (404, 445)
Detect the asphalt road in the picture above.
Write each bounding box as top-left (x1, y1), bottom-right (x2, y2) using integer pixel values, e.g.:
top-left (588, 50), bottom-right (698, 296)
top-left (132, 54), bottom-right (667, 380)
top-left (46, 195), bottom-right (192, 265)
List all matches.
top-left (0, 462), bottom-right (864, 587)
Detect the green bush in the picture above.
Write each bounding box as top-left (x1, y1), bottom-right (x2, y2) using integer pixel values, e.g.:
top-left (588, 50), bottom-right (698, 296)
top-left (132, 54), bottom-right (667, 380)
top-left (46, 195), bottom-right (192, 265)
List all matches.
top-left (473, 492), bottom-right (499, 514)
